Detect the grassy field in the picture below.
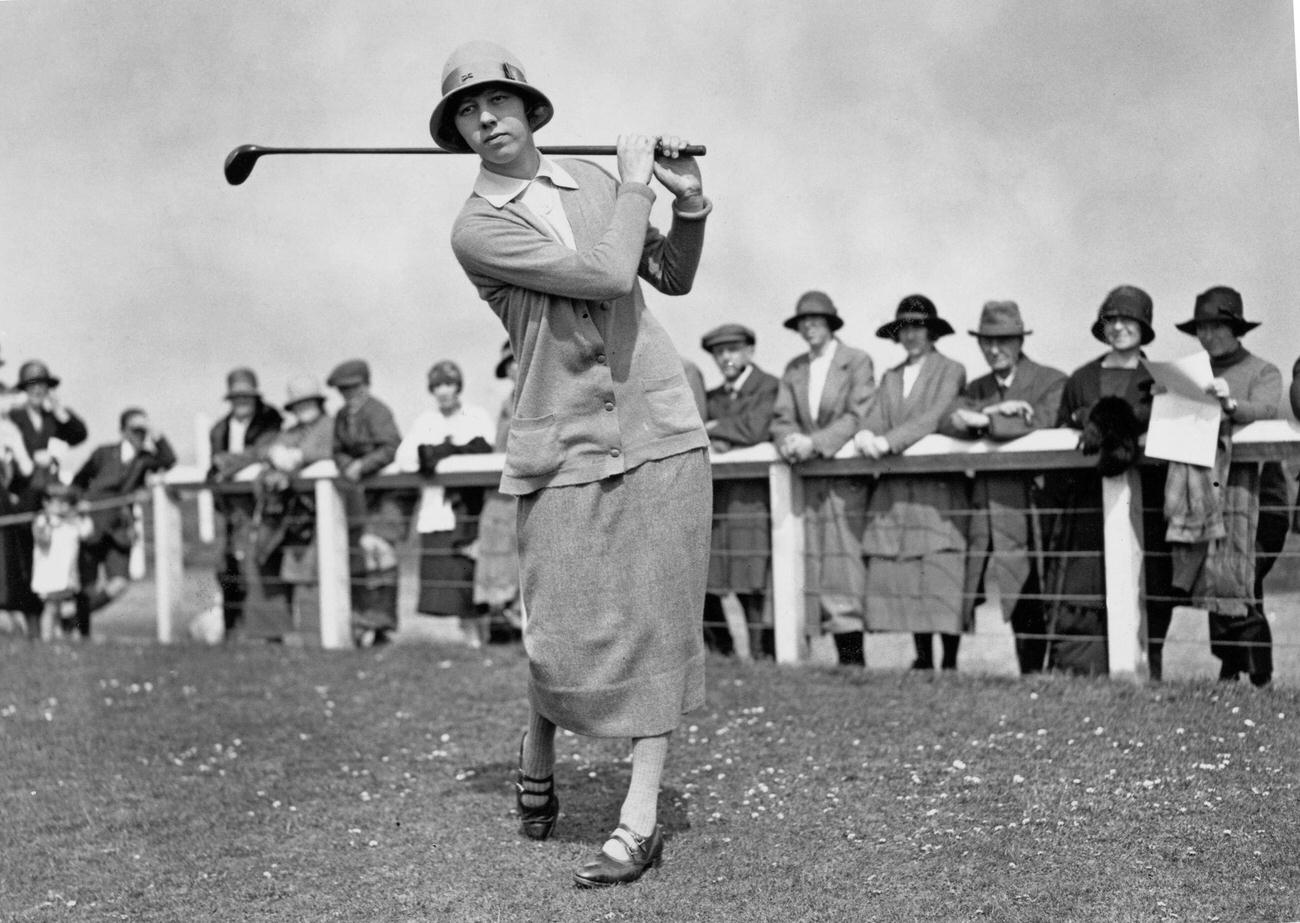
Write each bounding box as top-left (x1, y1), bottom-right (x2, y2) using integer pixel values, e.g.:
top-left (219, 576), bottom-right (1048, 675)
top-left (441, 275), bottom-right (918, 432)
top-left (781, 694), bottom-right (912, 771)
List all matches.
top-left (3, 638), bottom-right (1299, 922)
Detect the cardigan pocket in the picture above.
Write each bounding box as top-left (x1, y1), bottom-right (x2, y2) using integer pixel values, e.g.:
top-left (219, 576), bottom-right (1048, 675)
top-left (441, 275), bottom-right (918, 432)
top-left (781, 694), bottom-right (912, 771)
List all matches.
top-left (642, 373), bottom-right (702, 438)
top-left (505, 413), bottom-right (563, 480)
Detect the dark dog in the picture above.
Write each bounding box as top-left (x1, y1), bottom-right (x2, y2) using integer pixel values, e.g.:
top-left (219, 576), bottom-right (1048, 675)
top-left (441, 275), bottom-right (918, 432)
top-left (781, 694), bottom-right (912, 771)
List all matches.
top-left (1079, 395), bottom-right (1142, 478)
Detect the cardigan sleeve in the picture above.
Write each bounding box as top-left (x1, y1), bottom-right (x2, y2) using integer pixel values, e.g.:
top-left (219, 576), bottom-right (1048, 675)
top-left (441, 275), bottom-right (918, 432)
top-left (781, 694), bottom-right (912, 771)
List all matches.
top-left (1230, 360), bottom-right (1281, 424)
top-left (452, 183), bottom-right (658, 301)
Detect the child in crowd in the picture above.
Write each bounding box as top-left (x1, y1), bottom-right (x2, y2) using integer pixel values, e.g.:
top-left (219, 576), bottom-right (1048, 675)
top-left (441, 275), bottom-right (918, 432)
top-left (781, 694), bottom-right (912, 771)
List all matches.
top-left (30, 481), bottom-right (92, 640)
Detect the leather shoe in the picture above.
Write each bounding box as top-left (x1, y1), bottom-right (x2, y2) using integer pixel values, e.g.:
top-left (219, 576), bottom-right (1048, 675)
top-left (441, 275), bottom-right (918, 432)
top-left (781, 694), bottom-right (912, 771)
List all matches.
top-left (515, 733), bottom-right (558, 841)
top-left (573, 824), bottom-right (663, 888)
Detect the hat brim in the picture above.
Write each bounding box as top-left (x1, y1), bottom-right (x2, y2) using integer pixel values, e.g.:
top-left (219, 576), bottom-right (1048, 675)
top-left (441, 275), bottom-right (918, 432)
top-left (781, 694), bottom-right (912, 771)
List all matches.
top-left (225, 389), bottom-right (260, 400)
top-left (784, 313), bottom-right (843, 332)
top-left (19, 376), bottom-right (60, 389)
top-left (1174, 318), bottom-right (1260, 336)
top-left (876, 318), bottom-right (955, 341)
top-left (969, 327), bottom-right (1030, 337)
top-left (285, 395), bottom-right (325, 410)
top-left (1091, 316), bottom-right (1156, 346)
top-left (430, 81), bottom-right (554, 152)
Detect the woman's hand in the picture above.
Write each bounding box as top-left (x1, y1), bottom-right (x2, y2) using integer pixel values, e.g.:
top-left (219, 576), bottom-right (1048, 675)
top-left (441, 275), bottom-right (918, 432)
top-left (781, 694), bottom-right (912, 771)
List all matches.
top-left (616, 133), bottom-right (657, 186)
top-left (651, 134), bottom-right (703, 201)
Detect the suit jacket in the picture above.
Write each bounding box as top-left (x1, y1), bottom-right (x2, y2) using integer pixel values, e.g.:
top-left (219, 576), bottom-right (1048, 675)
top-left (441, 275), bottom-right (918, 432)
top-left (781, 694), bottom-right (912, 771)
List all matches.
top-left (770, 341), bottom-right (875, 457)
top-left (74, 438), bottom-right (178, 540)
top-left (861, 350), bottom-right (967, 454)
top-left (208, 402), bottom-right (284, 482)
top-left (939, 355), bottom-right (1066, 442)
top-left (333, 395), bottom-right (400, 477)
top-left (705, 365), bottom-right (780, 449)
top-left (6, 406), bottom-right (88, 455)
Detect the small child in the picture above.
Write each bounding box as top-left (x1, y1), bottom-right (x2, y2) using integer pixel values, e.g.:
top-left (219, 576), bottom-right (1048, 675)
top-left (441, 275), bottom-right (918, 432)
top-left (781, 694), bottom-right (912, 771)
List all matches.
top-left (31, 481), bottom-right (93, 641)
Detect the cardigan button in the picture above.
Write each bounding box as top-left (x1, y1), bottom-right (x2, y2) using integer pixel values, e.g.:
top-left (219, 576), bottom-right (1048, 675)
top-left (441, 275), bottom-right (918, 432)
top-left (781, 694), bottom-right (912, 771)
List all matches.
top-left (610, 448), bottom-right (621, 457)
top-left (604, 402), bottom-right (615, 412)
top-left (596, 354), bottom-right (607, 364)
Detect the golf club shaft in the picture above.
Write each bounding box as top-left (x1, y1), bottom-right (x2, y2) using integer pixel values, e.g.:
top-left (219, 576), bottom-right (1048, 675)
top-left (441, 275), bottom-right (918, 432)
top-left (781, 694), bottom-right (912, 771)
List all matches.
top-left (224, 143), bottom-right (707, 185)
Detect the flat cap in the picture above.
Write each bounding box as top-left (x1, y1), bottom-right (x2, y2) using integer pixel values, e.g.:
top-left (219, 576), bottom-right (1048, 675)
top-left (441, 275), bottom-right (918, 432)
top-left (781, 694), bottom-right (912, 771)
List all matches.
top-left (326, 359), bottom-right (370, 389)
top-left (701, 323), bottom-right (756, 352)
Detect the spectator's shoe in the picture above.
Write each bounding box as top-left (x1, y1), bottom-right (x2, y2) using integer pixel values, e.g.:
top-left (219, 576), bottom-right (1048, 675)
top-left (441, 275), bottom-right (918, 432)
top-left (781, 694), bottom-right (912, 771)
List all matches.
top-left (515, 734), bottom-right (558, 840)
top-left (573, 824), bottom-right (663, 888)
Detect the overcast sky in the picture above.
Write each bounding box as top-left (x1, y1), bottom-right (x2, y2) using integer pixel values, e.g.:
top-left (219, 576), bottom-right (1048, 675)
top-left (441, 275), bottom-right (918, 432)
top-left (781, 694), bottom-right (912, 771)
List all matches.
top-left (2, 0), bottom-right (1298, 466)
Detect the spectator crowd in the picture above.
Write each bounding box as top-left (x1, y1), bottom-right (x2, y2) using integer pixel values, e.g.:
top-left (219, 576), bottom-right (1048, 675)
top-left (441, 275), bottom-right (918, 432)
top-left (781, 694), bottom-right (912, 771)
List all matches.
top-left (2, 282), bottom-right (1296, 683)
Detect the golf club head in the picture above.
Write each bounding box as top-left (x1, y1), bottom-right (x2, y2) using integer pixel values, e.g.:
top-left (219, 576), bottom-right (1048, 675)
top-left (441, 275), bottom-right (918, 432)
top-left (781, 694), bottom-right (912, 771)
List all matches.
top-left (224, 145), bottom-right (264, 185)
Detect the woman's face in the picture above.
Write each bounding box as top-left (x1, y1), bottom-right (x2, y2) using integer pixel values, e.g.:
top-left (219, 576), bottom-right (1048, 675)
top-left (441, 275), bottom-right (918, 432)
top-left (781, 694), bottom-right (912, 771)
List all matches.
top-left (1195, 320), bottom-right (1239, 358)
top-left (1103, 315), bottom-right (1143, 352)
top-left (291, 400), bottom-right (322, 424)
top-left (898, 324), bottom-right (933, 360)
top-left (797, 316), bottom-right (832, 350)
top-left (431, 382), bottom-right (461, 414)
top-left (454, 86), bottom-right (537, 177)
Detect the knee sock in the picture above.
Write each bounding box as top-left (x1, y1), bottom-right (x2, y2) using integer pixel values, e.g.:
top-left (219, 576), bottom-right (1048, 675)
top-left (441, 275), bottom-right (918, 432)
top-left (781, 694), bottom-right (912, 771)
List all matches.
top-left (940, 634), bottom-right (961, 670)
top-left (606, 733), bottom-right (670, 859)
top-left (519, 710), bottom-right (556, 809)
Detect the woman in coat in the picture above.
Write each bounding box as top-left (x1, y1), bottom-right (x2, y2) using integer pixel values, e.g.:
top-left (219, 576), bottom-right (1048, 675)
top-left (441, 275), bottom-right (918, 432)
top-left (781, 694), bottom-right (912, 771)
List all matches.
top-left (1041, 285), bottom-right (1174, 677)
top-left (435, 41), bottom-right (712, 886)
top-left (853, 295), bottom-right (968, 670)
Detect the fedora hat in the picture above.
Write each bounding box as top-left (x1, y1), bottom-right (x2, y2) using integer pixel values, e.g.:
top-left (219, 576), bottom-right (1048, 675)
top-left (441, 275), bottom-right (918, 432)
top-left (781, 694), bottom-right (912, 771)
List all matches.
top-left (326, 359), bottom-right (370, 389)
top-left (494, 340), bottom-right (515, 379)
top-left (224, 367), bottom-right (261, 400)
top-left (429, 41), bottom-right (554, 153)
top-left (1090, 285), bottom-right (1155, 346)
top-left (1175, 286), bottom-right (1259, 336)
top-left (16, 359), bottom-right (60, 390)
top-left (783, 291), bottom-right (844, 332)
top-left (701, 323), bottom-right (756, 352)
top-left (969, 300), bottom-right (1031, 337)
top-left (284, 374), bottom-right (325, 410)
top-left (876, 294), bottom-right (955, 341)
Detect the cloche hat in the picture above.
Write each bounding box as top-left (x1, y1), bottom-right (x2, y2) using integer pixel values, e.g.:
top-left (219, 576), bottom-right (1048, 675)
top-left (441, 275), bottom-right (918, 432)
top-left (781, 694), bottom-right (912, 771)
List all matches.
top-left (224, 367), bottom-right (260, 400)
top-left (16, 359), bottom-right (60, 390)
top-left (1174, 286), bottom-right (1259, 337)
top-left (1090, 285), bottom-right (1155, 346)
top-left (783, 291), bottom-right (844, 332)
top-left (429, 41), bottom-right (554, 153)
top-left (284, 374), bottom-right (326, 410)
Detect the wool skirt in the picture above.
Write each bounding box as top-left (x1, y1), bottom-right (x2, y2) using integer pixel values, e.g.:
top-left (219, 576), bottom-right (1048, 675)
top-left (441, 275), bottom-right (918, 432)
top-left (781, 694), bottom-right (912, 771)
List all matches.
top-left (517, 448), bottom-right (710, 738)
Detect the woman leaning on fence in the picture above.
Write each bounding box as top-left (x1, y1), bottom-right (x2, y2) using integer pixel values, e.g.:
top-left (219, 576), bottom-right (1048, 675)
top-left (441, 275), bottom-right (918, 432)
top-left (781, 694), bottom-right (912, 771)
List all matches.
top-left (852, 295), bottom-right (969, 671)
top-left (1169, 287), bottom-right (1281, 687)
top-left (1040, 285), bottom-right (1175, 678)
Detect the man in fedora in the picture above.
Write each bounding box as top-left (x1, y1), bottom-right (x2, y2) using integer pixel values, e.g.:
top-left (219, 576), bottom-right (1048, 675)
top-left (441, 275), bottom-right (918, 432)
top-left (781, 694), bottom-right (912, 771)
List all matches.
top-left (208, 367), bottom-right (284, 638)
top-left (770, 291), bottom-right (875, 666)
top-left (1170, 286), bottom-right (1282, 687)
top-left (940, 301), bottom-right (1066, 674)
top-left (700, 323), bottom-right (780, 658)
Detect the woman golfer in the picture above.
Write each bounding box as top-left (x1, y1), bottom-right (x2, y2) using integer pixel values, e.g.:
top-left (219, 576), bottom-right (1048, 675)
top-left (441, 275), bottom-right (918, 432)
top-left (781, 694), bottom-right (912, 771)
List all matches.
top-left (431, 41), bottom-right (712, 887)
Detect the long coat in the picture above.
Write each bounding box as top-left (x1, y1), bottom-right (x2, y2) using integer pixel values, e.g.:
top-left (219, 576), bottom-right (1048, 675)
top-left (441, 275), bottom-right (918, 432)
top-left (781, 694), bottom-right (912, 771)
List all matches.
top-left (705, 364), bottom-right (780, 594)
top-left (938, 355), bottom-right (1066, 622)
top-left (770, 341), bottom-right (876, 633)
top-left (859, 351), bottom-right (968, 633)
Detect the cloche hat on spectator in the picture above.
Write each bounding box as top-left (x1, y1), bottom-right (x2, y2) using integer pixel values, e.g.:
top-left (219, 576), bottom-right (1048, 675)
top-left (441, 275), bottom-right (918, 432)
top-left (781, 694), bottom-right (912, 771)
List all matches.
top-left (427, 359), bottom-right (464, 391)
top-left (224, 367), bottom-right (260, 400)
top-left (17, 359), bottom-right (60, 390)
top-left (876, 294), bottom-right (955, 341)
top-left (326, 359), bottom-right (370, 389)
top-left (1174, 286), bottom-right (1260, 337)
top-left (783, 291), bottom-right (844, 332)
top-left (429, 41), bottom-right (554, 153)
top-left (969, 300), bottom-right (1032, 337)
top-left (494, 341), bottom-right (515, 379)
top-left (701, 324), bottom-right (756, 352)
top-left (1090, 285), bottom-right (1155, 345)
top-left (284, 374), bottom-right (326, 410)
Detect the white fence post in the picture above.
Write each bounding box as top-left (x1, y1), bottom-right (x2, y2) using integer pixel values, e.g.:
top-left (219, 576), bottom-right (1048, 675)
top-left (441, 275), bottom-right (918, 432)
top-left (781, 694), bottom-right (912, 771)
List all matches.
top-left (768, 461), bottom-right (806, 664)
top-left (151, 482), bottom-right (185, 644)
top-left (194, 413), bottom-right (215, 544)
top-left (314, 478), bottom-right (352, 650)
top-left (1102, 470), bottom-right (1145, 679)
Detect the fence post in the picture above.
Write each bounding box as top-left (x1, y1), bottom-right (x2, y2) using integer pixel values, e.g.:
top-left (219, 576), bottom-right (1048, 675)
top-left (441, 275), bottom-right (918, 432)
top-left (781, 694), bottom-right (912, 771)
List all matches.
top-left (151, 482), bottom-right (185, 644)
top-left (314, 478), bottom-right (352, 650)
top-left (768, 460), bottom-right (806, 664)
top-left (1102, 470), bottom-right (1145, 679)
top-left (194, 413), bottom-right (215, 544)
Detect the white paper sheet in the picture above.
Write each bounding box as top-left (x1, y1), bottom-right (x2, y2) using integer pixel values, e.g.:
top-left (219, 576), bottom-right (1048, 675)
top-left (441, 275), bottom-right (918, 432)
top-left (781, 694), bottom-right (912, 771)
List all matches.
top-left (1142, 352), bottom-right (1221, 467)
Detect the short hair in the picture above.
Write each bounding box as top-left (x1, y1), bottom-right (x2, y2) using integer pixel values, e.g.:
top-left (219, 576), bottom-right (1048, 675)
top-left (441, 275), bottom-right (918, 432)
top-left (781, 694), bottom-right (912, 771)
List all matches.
top-left (119, 407), bottom-right (147, 431)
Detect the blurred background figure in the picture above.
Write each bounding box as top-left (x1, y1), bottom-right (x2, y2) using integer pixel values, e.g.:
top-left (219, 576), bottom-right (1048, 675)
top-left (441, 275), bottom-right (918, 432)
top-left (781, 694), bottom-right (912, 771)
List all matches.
top-left (329, 359), bottom-right (403, 648)
top-left (771, 291), bottom-right (875, 666)
top-left (207, 367), bottom-right (284, 639)
top-left (855, 295), bottom-right (968, 671)
top-left (700, 323), bottom-right (779, 659)
top-left (396, 359), bottom-right (494, 646)
top-left (472, 342), bottom-right (524, 642)
top-left (71, 406), bottom-right (177, 639)
top-left (30, 481), bottom-right (92, 641)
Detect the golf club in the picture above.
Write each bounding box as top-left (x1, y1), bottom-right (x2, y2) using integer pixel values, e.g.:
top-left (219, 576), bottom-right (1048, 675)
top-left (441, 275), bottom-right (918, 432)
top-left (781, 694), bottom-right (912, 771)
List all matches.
top-left (224, 143), bottom-right (707, 186)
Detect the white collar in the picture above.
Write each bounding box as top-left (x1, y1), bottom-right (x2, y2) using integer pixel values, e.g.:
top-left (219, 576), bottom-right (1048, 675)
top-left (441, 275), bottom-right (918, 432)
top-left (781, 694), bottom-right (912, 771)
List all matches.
top-left (726, 365), bottom-right (754, 393)
top-left (473, 156), bottom-right (579, 209)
